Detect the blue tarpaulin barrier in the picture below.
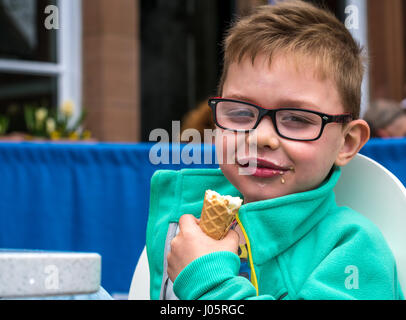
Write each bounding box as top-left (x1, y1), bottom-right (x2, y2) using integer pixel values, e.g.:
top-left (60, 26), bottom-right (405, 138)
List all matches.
top-left (0, 142), bottom-right (218, 295)
top-left (360, 138), bottom-right (406, 188)
top-left (0, 138), bottom-right (404, 295)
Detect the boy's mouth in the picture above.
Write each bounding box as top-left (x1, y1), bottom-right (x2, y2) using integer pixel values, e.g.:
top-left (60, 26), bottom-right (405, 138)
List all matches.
top-left (237, 158), bottom-right (293, 178)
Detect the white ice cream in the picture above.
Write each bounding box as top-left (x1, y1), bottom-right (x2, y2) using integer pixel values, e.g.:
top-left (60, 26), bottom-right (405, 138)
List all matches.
top-left (206, 190), bottom-right (243, 212)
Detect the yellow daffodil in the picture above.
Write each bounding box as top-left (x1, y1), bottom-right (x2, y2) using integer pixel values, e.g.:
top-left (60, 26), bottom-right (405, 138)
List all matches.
top-left (82, 130), bottom-right (92, 139)
top-left (50, 131), bottom-right (61, 140)
top-left (35, 108), bottom-right (48, 123)
top-left (61, 100), bottom-right (74, 118)
top-left (46, 118), bottom-right (56, 134)
top-left (69, 131), bottom-right (79, 140)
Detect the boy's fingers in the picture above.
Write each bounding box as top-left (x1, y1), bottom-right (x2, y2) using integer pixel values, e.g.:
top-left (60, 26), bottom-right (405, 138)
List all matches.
top-left (223, 229), bottom-right (240, 251)
top-left (227, 229), bottom-right (239, 242)
top-left (178, 214), bottom-right (200, 232)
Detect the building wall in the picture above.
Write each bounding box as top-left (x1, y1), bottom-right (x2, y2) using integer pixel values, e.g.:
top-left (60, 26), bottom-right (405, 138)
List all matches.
top-left (80, 0), bottom-right (406, 141)
top-left (82, 0), bottom-right (140, 142)
top-left (368, 0), bottom-right (405, 102)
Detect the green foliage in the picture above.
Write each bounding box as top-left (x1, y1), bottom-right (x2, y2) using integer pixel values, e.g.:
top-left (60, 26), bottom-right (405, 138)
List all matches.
top-left (0, 115), bottom-right (10, 135)
top-left (23, 101), bottom-right (91, 140)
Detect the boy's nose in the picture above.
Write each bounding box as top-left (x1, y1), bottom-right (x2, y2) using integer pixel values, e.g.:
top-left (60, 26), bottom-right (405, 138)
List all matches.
top-left (247, 116), bottom-right (280, 150)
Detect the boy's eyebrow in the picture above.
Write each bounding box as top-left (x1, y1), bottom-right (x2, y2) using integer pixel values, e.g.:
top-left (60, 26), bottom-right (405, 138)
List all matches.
top-left (224, 94), bottom-right (258, 105)
top-left (224, 94), bottom-right (322, 111)
top-left (271, 98), bottom-right (322, 111)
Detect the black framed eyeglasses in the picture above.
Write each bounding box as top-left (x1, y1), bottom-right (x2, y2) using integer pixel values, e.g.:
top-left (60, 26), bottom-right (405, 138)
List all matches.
top-left (208, 97), bottom-right (353, 141)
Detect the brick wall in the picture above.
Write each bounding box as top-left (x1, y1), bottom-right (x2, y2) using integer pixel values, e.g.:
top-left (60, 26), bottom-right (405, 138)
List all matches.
top-left (82, 0), bottom-right (140, 142)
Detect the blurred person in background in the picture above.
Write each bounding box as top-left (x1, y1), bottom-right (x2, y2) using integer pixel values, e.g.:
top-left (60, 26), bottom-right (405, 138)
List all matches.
top-left (181, 98), bottom-right (215, 143)
top-left (363, 99), bottom-right (406, 138)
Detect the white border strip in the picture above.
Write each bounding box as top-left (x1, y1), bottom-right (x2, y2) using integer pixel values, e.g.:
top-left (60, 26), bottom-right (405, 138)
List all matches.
top-left (58, 0), bottom-right (82, 123)
top-left (0, 59), bottom-right (62, 75)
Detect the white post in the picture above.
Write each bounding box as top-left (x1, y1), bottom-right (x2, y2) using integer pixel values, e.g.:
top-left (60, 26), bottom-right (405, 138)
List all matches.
top-left (345, 0), bottom-right (369, 117)
top-left (58, 0), bottom-right (82, 125)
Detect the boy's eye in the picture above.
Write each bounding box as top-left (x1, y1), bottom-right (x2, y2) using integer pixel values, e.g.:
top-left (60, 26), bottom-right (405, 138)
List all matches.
top-left (227, 109), bottom-right (256, 118)
top-left (277, 111), bottom-right (319, 128)
top-left (281, 115), bottom-right (311, 123)
top-left (220, 106), bottom-right (257, 123)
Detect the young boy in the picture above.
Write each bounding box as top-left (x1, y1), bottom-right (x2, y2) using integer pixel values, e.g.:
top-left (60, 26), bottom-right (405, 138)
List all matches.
top-left (146, 1), bottom-right (404, 300)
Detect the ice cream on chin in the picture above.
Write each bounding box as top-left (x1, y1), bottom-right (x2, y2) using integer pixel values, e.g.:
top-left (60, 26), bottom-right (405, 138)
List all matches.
top-left (199, 190), bottom-right (243, 240)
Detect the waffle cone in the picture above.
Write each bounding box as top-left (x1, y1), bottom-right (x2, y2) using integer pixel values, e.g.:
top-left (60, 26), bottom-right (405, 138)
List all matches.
top-left (199, 191), bottom-right (239, 240)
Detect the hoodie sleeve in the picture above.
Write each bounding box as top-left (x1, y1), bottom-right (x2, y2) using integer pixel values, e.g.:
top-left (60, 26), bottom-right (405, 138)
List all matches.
top-left (294, 221), bottom-right (404, 300)
top-left (173, 220), bottom-right (404, 300)
top-left (173, 251), bottom-right (275, 300)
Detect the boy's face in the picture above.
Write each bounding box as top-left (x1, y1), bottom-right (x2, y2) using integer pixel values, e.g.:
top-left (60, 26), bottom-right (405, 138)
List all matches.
top-left (218, 53), bottom-right (348, 203)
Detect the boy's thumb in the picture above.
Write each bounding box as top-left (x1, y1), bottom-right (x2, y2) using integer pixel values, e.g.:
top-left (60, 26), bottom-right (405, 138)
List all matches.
top-left (223, 229), bottom-right (239, 253)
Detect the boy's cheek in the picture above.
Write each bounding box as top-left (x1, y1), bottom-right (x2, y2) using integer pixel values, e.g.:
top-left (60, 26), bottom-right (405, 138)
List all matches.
top-left (219, 163), bottom-right (236, 179)
top-left (219, 163), bottom-right (244, 188)
top-left (214, 131), bottom-right (236, 164)
top-left (214, 129), bottom-right (253, 164)
top-left (286, 137), bottom-right (335, 162)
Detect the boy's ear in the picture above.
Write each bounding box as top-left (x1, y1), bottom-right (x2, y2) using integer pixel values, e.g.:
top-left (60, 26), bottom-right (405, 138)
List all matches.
top-left (335, 119), bottom-right (370, 167)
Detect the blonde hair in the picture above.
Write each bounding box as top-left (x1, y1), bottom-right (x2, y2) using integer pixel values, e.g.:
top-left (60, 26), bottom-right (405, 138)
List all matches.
top-left (218, 0), bottom-right (366, 118)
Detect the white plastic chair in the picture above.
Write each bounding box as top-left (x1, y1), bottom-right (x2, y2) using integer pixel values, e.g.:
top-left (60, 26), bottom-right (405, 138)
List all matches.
top-left (128, 247), bottom-right (150, 300)
top-left (128, 153), bottom-right (406, 299)
top-left (334, 153), bottom-right (406, 292)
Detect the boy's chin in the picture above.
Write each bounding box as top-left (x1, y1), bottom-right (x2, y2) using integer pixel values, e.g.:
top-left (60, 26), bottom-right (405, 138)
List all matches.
top-left (241, 187), bottom-right (286, 203)
top-left (220, 163), bottom-right (290, 202)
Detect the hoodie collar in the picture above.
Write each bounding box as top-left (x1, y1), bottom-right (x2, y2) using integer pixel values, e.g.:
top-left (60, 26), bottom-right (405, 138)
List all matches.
top-left (237, 166), bottom-right (341, 265)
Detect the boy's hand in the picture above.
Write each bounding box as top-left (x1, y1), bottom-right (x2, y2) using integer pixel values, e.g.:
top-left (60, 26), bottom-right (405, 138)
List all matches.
top-left (167, 214), bottom-right (239, 283)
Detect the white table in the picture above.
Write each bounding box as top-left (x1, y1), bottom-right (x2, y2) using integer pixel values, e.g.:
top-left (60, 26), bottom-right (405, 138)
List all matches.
top-left (0, 249), bottom-right (101, 298)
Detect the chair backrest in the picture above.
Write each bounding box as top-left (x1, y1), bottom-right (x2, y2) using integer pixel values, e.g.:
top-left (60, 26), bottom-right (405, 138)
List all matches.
top-left (128, 153), bottom-right (406, 299)
top-left (334, 153), bottom-right (406, 293)
top-left (128, 246), bottom-right (150, 300)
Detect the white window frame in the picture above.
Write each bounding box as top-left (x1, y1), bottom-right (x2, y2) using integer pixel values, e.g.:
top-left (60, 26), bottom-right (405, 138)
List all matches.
top-left (0, 0), bottom-right (82, 124)
top-left (345, 0), bottom-right (369, 117)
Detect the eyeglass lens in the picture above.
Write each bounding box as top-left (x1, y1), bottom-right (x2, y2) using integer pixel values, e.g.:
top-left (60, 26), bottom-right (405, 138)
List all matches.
top-left (216, 100), bottom-right (323, 140)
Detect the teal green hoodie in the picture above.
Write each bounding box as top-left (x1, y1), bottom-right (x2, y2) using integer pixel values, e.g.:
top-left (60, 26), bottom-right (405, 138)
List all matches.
top-left (146, 166), bottom-right (404, 300)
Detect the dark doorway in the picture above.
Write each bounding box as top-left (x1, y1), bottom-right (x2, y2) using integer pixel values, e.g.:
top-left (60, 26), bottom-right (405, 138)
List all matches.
top-left (140, 0), bottom-right (235, 141)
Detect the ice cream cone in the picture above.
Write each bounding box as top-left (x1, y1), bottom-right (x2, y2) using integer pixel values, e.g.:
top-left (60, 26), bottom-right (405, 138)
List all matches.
top-left (199, 190), bottom-right (242, 240)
